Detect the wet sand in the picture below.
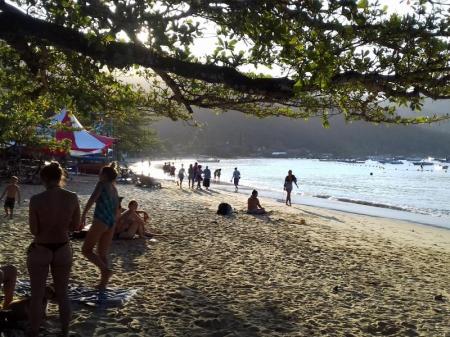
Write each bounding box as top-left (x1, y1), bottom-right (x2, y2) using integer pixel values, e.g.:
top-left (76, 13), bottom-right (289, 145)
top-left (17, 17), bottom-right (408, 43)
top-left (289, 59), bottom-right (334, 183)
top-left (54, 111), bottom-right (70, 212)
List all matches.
top-left (0, 176), bottom-right (449, 336)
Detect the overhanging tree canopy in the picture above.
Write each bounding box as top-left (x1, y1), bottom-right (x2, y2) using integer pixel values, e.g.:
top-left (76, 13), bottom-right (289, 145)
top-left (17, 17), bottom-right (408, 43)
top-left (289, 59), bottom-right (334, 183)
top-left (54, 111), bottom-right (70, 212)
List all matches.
top-left (0, 0), bottom-right (449, 125)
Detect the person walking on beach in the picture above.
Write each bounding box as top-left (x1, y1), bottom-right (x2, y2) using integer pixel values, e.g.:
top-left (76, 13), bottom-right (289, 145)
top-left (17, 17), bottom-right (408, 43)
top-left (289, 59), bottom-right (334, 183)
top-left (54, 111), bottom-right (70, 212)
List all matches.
top-left (27, 162), bottom-right (81, 337)
top-left (231, 167), bottom-right (241, 192)
top-left (188, 164), bottom-right (194, 189)
top-left (0, 176), bottom-right (21, 219)
top-left (81, 163), bottom-right (120, 289)
top-left (0, 264), bottom-right (17, 309)
top-left (178, 164), bottom-right (186, 188)
top-left (284, 170), bottom-right (298, 206)
top-left (217, 168), bottom-right (221, 181)
top-left (203, 166), bottom-right (211, 190)
top-left (247, 190), bottom-right (266, 214)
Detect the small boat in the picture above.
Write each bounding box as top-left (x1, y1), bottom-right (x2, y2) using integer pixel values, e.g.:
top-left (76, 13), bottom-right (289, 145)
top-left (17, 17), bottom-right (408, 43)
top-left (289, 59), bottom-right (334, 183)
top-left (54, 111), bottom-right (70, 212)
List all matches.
top-left (197, 157), bottom-right (220, 163)
top-left (413, 161), bottom-right (434, 166)
top-left (389, 160), bottom-right (403, 165)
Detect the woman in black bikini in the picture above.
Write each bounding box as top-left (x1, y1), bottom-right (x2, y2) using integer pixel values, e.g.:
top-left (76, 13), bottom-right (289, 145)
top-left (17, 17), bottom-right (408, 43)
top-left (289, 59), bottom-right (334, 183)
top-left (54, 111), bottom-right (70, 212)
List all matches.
top-left (27, 162), bottom-right (81, 337)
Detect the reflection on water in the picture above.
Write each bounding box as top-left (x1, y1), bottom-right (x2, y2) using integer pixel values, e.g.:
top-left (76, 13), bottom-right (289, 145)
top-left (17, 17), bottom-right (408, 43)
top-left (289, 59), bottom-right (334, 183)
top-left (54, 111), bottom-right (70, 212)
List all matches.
top-left (131, 158), bottom-right (450, 229)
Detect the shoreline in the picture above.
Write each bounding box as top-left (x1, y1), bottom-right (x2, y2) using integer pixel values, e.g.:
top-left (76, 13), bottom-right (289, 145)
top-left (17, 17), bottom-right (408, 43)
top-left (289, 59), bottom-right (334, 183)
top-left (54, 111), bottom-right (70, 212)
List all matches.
top-left (139, 167), bottom-right (450, 231)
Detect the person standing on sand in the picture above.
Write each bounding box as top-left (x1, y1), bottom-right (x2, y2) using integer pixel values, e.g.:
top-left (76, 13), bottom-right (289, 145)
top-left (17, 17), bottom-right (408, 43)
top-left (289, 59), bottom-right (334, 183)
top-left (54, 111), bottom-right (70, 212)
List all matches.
top-left (0, 265), bottom-right (17, 309)
top-left (203, 166), bottom-right (211, 190)
top-left (178, 164), bottom-right (186, 188)
top-left (81, 163), bottom-right (120, 289)
top-left (192, 162), bottom-right (198, 189)
top-left (188, 164), bottom-right (194, 189)
top-left (196, 165), bottom-right (203, 189)
top-left (231, 167), bottom-right (241, 192)
top-left (284, 170), bottom-right (298, 206)
top-left (27, 162), bottom-right (80, 337)
top-left (217, 168), bottom-right (222, 181)
top-left (0, 176), bottom-right (21, 219)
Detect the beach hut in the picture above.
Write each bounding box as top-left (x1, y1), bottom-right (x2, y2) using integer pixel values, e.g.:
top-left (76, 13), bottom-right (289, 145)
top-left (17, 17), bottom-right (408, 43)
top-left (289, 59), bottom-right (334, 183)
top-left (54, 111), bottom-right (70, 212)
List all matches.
top-left (50, 109), bottom-right (115, 157)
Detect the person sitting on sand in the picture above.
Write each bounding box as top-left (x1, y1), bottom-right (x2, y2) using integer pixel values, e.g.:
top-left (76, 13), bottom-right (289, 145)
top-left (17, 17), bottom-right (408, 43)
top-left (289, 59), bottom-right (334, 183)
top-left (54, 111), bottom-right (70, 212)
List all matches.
top-left (0, 265), bottom-right (17, 309)
top-left (0, 285), bottom-right (55, 323)
top-left (28, 162), bottom-right (81, 337)
top-left (0, 176), bottom-right (21, 219)
top-left (81, 163), bottom-right (120, 290)
top-left (247, 190), bottom-right (266, 215)
top-left (115, 200), bottom-right (152, 239)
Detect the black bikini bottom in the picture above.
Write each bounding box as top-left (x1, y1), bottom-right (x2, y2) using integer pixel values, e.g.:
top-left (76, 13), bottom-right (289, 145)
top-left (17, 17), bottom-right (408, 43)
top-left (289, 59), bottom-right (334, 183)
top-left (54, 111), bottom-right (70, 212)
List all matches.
top-left (35, 242), bottom-right (69, 253)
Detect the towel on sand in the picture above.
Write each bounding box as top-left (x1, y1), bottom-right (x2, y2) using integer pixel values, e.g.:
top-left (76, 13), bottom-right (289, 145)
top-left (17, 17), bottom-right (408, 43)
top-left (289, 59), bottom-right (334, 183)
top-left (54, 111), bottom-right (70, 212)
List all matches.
top-left (15, 280), bottom-right (138, 308)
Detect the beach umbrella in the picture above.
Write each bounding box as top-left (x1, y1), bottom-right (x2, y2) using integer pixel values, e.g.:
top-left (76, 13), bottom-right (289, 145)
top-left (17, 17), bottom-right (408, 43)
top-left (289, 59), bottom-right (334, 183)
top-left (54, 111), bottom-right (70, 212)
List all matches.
top-left (50, 109), bottom-right (115, 157)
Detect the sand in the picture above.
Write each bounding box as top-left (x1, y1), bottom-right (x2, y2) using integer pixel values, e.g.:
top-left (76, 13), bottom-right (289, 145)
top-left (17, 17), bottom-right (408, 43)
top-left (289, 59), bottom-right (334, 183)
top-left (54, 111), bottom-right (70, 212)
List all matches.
top-left (0, 176), bottom-right (449, 337)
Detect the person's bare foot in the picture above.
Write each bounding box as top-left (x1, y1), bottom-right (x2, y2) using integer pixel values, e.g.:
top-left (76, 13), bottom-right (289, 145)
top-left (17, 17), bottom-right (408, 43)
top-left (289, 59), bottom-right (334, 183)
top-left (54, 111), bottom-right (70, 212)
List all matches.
top-left (97, 269), bottom-right (113, 289)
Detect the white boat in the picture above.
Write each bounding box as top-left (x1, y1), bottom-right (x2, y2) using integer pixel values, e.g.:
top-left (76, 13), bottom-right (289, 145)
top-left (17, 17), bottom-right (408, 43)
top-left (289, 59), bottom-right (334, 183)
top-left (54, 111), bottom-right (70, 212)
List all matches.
top-left (197, 157), bottom-right (220, 163)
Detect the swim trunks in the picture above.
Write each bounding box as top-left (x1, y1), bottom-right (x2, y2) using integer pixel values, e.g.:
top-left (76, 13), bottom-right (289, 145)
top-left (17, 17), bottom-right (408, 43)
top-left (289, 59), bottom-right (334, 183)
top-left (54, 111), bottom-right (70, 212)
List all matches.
top-left (4, 197), bottom-right (15, 209)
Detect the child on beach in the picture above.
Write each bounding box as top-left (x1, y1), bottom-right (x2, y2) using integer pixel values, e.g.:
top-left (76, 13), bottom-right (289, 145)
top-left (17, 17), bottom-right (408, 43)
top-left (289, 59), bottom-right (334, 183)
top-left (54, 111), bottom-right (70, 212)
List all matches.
top-left (247, 190), bottom-right (266, 215)
top-left (0, 176), bottom-right (21, 219)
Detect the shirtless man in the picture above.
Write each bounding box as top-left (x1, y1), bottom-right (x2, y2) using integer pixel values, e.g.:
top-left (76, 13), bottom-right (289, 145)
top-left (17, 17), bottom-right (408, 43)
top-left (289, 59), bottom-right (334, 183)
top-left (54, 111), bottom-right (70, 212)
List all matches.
top-left (247, 190), bottom-right (266, 215)
top-left (0, 265), bottom-right (17, 309)
top-left (116, 200), bottom-right (151, 239)
top-left (0, 176), bottom-right (21, 219)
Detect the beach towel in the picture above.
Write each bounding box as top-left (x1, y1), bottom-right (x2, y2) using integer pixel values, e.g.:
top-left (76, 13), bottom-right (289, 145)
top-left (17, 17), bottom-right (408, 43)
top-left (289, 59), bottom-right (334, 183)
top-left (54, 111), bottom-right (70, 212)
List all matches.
top-left (14, 280), bottom-right (138, 308)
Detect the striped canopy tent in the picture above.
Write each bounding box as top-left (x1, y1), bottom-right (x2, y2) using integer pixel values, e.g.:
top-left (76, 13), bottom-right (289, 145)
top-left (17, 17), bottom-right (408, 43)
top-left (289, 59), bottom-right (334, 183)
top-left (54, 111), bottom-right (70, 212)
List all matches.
top-left (51, 109), bottom-right (115, 157)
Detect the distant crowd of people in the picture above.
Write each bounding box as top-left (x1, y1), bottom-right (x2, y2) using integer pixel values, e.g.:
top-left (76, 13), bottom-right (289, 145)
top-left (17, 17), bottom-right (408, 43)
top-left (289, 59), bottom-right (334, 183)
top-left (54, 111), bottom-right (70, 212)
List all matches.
top-left (162, 162), bottom-right (299, 212)
top-left (163, 162), bottom-right (225, 191)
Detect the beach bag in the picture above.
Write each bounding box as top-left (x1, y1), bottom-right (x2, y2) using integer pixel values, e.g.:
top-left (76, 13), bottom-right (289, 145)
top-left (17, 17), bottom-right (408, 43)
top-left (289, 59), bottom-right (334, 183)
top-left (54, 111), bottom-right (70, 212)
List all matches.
top-left (217, 203), bottom-right (232, 215)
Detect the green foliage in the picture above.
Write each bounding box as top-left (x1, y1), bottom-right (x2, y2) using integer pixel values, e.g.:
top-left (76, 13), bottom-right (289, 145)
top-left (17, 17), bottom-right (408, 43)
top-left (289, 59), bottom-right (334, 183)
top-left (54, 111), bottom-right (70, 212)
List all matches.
top-left (0, 0), bottom-right (449, 128)
top-left (0, 41), bottom-right (162, 154)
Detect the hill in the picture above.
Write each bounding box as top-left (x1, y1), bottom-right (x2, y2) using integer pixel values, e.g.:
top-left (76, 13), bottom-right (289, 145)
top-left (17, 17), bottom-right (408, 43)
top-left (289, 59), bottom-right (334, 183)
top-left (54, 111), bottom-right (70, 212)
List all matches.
top-left (153, 108), bottom-right (450, 158)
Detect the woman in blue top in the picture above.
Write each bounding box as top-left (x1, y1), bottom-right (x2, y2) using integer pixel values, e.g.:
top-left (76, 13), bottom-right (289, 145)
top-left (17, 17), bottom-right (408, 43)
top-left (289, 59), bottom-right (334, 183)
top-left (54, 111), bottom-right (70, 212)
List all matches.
top-left (81, 163), bottom-right (119, 289)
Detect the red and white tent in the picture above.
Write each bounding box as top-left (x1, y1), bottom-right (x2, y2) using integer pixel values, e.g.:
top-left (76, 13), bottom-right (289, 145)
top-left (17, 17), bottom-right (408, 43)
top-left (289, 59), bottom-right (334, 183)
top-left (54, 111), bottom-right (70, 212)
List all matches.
top-left (51, 109), bottom-right (115, 157)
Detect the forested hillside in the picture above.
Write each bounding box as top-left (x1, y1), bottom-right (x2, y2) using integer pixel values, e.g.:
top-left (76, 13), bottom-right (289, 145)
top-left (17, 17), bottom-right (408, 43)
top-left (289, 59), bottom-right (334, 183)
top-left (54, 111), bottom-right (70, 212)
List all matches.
top-left (154, 108), bottom-right (450, 157)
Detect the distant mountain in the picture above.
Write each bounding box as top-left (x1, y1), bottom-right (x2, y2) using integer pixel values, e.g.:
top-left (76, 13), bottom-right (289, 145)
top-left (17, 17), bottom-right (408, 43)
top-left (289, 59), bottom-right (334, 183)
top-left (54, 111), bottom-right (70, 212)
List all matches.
top-left (152, 108), bottom-right (450, 157)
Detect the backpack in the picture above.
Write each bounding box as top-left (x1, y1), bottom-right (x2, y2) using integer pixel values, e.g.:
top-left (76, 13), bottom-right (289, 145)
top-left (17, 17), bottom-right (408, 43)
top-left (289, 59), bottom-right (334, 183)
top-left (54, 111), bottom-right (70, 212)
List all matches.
top-left (217, 203), bottom-right (233, 215)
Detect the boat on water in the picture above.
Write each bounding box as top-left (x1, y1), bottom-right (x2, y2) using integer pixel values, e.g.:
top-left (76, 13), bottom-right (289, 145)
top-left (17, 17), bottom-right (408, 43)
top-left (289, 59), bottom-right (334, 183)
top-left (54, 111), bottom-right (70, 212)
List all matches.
top-left (412, 161), bottom-right (434, 166)
top-left (197, 157), bottom-right (220, 163)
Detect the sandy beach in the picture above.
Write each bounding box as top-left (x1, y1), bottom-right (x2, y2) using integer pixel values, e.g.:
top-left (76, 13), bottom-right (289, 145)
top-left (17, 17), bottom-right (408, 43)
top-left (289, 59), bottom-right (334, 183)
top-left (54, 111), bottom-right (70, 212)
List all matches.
top-left (1, 176), bottom-right (449, 337)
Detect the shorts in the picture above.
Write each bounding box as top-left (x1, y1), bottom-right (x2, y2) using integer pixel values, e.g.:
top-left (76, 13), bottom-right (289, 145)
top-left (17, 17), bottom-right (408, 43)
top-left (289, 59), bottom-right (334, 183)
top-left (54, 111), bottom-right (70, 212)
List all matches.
top-left (4, 197), bottom-right (15, 209)
top-left (233, 178), bottom-right (240, 186)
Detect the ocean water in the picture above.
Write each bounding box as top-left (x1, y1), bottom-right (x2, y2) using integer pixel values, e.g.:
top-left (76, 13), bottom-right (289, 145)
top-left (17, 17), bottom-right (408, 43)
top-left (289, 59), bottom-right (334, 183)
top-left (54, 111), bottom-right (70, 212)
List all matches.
top-left (131, 158), bottom-right (450, 229)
